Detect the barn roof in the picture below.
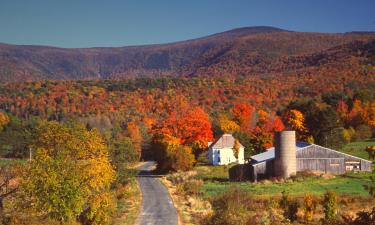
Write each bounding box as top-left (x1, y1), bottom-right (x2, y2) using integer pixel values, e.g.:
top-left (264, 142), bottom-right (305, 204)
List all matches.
top-left (209, 133), bottom-right (244, 149)
top-left (250, 142), bottom-right (311, 163)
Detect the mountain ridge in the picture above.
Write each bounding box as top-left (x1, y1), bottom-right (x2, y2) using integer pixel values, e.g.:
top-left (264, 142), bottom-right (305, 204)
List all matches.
top-left (0, 26), bottom-right (374, 82)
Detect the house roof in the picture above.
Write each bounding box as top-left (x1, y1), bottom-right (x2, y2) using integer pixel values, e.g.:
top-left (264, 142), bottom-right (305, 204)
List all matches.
top-left (209, 133), bottom-right (244, 149)
top-left (250, 142), bottom-right (311, 163)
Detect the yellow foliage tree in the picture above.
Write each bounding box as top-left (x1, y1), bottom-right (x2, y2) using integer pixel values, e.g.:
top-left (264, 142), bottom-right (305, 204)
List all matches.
top-left (283, 109), bottom-right (309, 141)
top-left (20, 121), bottom-right (115, 223)
top-left (0, 112), bottom-right (10, 131)
top-left (218, 114), bottom-right (240, 134)
top-left (303, 193), bottom-right (316, 222)
top-left (152, 134), bottom-right (195, 172)
top-left (233, 139), bottom-right (241, 159)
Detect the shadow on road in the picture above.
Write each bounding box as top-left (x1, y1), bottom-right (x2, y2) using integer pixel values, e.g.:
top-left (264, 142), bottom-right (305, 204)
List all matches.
top-left (136, 161), bottom-right (164, 177)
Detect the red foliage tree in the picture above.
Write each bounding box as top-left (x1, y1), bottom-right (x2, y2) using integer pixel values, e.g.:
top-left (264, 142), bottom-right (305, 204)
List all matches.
top-left (231, 103), bottom-right (254, 132)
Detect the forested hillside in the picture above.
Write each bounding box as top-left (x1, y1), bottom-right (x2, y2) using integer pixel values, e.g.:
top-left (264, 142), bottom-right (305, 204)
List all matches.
top-left (0, 26), bottom-right (374, 82)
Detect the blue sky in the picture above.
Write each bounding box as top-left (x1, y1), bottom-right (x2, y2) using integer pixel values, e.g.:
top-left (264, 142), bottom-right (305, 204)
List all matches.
top-left (0, 0), bottom-right (374, 48)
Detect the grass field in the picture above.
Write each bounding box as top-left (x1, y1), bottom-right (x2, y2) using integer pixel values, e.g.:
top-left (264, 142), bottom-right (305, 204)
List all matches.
top-left (196, 165), bottom-right (373, 198)
top-left (339, 139), bottom-right (375, 162)
top-left (200, 172), bottom-right (373, 198)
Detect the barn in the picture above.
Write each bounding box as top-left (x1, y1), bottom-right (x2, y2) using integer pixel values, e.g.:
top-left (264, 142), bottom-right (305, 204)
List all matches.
top-left (248, 131), bottom-right (372, 182)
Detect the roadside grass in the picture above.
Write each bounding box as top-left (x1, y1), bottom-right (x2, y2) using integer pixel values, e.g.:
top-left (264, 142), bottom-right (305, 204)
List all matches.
top-left (194, 165), bottom-right (373, 198)
top-left (112, 163), bottom-right (143, 225)
top-left (112, 177), bottom-right (141, 225)
top-left (0, 158), bottom-right (27, 166)
top-left (339, 139), bottom-right (375, 162)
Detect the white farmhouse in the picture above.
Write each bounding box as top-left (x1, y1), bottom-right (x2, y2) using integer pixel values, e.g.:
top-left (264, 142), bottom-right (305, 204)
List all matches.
top-left (207, 133), bottom-right (245, 165)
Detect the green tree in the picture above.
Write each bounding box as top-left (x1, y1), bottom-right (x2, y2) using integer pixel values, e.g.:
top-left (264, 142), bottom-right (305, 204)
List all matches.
top-left (0, 116), bottom-right (35, 158)
top-left (233, 131), bottom-right (255, 159)
top-left (109, 137), bottom-right (139, 185)
top-left (110, 137), bottom-right (139, 168)
top-left (354, 124), bottom-right (372, 141)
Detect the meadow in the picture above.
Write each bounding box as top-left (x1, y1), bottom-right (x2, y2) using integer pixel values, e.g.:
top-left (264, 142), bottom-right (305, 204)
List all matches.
top-left (195, 140), bottom-right (374, 199)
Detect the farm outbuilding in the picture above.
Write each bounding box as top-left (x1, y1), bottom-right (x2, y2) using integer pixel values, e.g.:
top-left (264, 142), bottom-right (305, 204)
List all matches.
top-left (230, 131), bottom-right (372, 182)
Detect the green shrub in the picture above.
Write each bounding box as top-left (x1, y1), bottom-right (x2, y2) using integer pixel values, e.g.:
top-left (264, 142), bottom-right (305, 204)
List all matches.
top-left (323, 190), bottom-right (337, 222)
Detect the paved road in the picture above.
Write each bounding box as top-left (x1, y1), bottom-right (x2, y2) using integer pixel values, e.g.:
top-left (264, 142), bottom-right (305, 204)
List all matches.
top-left (136, 161), bottom-right (178, 225)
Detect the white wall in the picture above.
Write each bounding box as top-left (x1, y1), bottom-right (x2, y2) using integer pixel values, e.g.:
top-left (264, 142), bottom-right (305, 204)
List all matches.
top-left (208, 147), bottom-right (245, 165)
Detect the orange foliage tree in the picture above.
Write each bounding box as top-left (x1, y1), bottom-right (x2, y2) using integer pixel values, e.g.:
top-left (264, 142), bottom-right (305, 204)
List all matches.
top-left (153, 107), bottom-right (213, 151)
top-left (126, 121), bottom-right (143, 157)
top-left (251, 110), bottom-right (285, 152)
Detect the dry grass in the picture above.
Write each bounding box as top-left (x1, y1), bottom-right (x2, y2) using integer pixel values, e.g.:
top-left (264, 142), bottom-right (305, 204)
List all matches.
top-left (161, 172), bottom-right (213, 225)
top-left (111, 162), bottom-right (146, 225)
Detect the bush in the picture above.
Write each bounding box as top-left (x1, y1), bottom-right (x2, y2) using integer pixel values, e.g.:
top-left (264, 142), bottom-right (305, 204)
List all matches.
top-left (303, 193), bottom-right (317, 222)
top-left (179, 179), bottom-right (203, 196)
top-left (204, 188), bottom-right (289, 225)
top-left (205, 188), bottom-right (256, 225)
top-left (342, 127), bottom-right (355, 143)
top-left (323, 190), bottom-right (337, 222)
top-left (279, 191), bottom-right (299, 222)
top-left (170, 145), bottom-right (196, 172)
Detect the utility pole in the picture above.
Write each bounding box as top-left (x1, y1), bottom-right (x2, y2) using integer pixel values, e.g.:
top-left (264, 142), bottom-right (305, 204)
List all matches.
top-left (29, 147), bottom-right (32, 161)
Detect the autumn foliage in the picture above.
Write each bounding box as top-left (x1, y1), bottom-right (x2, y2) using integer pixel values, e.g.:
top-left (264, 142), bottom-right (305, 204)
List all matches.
top-left (20, 121), bottom-right (115, 224)
top-left (152, 106), bottom-right (213, 151)
top-left (152, 134), bottom-right (196, 172)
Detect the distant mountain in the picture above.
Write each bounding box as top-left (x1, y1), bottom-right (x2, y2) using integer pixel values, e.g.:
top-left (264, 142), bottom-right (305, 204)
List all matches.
top-left (0, 26), bottom-right (374, 82)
